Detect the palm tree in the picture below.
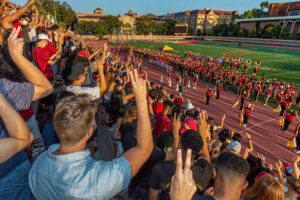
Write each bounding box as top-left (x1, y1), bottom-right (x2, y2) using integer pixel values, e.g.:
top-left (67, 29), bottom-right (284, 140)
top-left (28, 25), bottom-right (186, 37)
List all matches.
top-left (260, 1), bottom-right (270, 10)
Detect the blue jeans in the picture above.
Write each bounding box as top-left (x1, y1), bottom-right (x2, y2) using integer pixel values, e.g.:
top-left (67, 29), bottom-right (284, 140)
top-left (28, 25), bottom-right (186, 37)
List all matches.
top-left (0, 160), bottom-right (31, 200)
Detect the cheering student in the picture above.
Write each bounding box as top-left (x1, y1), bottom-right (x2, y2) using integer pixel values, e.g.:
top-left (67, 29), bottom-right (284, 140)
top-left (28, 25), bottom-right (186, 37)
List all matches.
top-left (242, 104), bottom-right (254, 127)
top-left (205, 88), bottom-right (213, 105)
top-left (284, 109), bottom-right (298, 132)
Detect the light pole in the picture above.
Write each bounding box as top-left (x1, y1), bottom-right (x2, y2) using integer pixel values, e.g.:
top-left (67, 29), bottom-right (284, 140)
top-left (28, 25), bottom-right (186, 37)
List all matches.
top-left (53, 0), bottom-right (57, 23)
top-left (279, 0), bottom-right (291, 39)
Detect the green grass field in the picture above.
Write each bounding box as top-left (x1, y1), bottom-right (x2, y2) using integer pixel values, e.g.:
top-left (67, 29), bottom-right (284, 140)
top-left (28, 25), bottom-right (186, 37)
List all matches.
top-left (111, 40), bottom-right (300, 88)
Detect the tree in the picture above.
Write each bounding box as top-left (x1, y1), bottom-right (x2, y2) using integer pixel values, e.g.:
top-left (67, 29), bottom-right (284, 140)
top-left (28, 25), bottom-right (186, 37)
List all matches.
top-left (260, 1), bottom-right (270, 11)
top-left (187, 27), bottom-right (194, 36)
top-left (103, 15), bottom-right (123, 35)
top-left (136, 17), bottom-right (157, 35)
top-left (196, 29), bottom-right (202, 36)
top-left (94, 22), bottom-right (108, 39)
top-left (165, 19), bottom-right (176, 35)
top-left (156, 24), bottom-right (168, 35)
top-left (35, 0), bottom-right (75, 26)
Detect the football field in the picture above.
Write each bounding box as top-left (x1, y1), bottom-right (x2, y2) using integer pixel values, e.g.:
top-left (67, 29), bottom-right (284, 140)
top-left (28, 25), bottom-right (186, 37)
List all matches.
top-left (111, 40), bottom-right (300, 88)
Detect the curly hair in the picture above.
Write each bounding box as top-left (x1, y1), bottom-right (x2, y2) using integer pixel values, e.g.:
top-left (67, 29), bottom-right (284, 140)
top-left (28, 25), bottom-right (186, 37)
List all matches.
top-left (287, 176), bottom-right (300, 195)
top-left (181, 130), bottom-right (203, 157)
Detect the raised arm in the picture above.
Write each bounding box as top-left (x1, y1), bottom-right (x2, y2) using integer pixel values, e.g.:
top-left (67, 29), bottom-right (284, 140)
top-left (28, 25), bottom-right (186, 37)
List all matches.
top-left (275, 160), bottom-right (285, 187)
top-left (0, 94), bottom-right (33, 164)
top-left (123, 69), bottom-right (153, 178)
top-left (217, 114), bottom-right (226, 129)
top-left (197, 110), bottom-right (211, 163)
top-left (0, 0), bottom-right (35, 29)
top-left (245, 132), bottom-right (253, 153)
top-left (8, 27), bottom-right (53, 101)
top-left (93, 59), bottom-right (107, 97)
top-left (100, 43), bottom-right (108, 65)
top-left (292, 156), bottom-right (300, 179)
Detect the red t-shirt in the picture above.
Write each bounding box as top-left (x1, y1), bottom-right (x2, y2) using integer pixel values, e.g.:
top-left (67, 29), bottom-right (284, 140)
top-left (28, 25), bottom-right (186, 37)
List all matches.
top-left (33, 47), bottom-right (54, 79)
top-left (286, 112), bottom-right (296, 122)
top-left (19, 105), bottom-right (34, 121)
top-left (207, 92), bottom-right (212, 97)
top-left (45, 43), bottom-right (58, 57)
top-left (153, 112), bottom-right (172, 138)
top-left (244, 108), bottom-right (252, 116)
top-left (12, 21), bottom-right (23, 38)
top-left (152, 102), bottom-right (163, 119)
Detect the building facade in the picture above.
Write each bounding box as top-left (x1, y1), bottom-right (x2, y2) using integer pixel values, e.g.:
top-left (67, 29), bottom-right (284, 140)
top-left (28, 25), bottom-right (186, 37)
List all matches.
top-left (236, 15), bottom-right (300, 39)
top-left (172, 9), bottom-right (237, 35)
top-left (76, 8), bottom-right (107, 22)
top-left (268, 1), bottom-right (300, 17)
top-left (118, 15), bottom-right (136, 35)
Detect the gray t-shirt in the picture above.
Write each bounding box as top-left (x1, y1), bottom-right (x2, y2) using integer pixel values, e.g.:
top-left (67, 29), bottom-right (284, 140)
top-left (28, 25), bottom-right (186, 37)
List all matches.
top-left (0, 78), bottom-right (34, 138)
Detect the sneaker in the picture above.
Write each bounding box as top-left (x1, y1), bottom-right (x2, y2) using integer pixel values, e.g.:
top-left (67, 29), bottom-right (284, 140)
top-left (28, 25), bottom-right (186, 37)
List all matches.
top-left (243, 124), bottom-right (247, 127)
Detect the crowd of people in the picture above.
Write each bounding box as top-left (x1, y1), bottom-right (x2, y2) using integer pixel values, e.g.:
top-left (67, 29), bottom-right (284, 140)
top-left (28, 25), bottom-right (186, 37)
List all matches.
top-left (1, 0), bottom-right (300, 200)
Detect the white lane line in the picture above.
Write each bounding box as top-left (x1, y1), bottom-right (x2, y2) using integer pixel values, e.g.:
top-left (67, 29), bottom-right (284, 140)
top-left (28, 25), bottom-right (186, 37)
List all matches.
top-left (241, 117), bottom-right (280, 133)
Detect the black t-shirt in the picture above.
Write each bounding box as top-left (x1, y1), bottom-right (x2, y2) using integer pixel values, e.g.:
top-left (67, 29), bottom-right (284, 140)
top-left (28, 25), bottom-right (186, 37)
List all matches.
top-left (193, 195), bottom-right (215, 200)
top-left (149, 159), bottom-right (214, 200)
top-left (131, 148), bottom-right (166, 190)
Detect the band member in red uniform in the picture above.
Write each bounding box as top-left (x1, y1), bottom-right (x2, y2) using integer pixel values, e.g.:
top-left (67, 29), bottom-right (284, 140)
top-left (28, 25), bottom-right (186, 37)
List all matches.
top-left (216, 83), bottom-right (222, 99)
top-left (193, 74), bottom-right (198, 89)
top-left (253, 84), bottom-right (261, 102)
top-left (138, 57), bottom-right (142, 73)
top-left (205, 88), bottom-right (212, 105)
top-left (284, 109), bottom-right (298, 132)
top-left (264, 88), bottom-right (271, 105)
top-left (167, 70), bottom-right (171, 83)
top-left (175, 72), bottom-right (180, 84)
top-left (243, 104), bottom-right (254, 127)
top-left (294, 122), bottom-right (300, 153)
top-left (240, 91), bottom-right (248, 110)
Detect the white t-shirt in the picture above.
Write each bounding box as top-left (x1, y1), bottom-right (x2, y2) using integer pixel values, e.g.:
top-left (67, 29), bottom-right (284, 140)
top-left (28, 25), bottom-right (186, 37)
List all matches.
top-left (66, 86), bottom-right (100, 99)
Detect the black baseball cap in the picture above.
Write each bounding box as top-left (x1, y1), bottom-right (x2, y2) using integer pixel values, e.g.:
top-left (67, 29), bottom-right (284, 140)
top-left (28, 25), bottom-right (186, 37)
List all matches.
top-left (67, 64), bottom-right (85, 81)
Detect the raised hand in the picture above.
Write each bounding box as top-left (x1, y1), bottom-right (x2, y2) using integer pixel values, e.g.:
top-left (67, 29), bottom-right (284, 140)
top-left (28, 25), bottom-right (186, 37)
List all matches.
top-left (8, 27), bottom-right (24, 60)
top-left (129, 69), bottom-right (147, 102)
top-left (222, 114), bottom-right (226, 121)
top-left (275, 160), bottom-right (282, 170)
top-left (245, 132), bottom-right (251, 140)
top-left (103, 43), bottom-right (108, 52)
top-left (170, 149), bottom-right (196, 200)
top-left (172, 113), bottom-right (182, 134)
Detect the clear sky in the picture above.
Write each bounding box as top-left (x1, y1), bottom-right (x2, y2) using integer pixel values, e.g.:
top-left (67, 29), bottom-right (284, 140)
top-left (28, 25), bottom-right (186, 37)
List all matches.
top-left (13, 0), bottom-right (289, 16)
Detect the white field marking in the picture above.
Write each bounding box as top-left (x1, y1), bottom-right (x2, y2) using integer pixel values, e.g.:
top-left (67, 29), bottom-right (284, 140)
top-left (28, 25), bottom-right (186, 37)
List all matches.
top-left (261, 67), bottom-right (272, 70)
top-left (240, 117), bottom-right (280, 133)
top-left (264, 71), bottom-right (300, 77)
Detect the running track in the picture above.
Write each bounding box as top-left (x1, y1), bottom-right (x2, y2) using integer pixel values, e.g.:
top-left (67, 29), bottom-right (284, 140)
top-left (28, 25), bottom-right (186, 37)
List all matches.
top-left (91, 40), bottom-right (300, 166)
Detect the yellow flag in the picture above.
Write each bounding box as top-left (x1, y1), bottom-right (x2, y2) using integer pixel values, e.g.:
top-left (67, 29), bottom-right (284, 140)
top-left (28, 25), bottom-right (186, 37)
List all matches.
top-left (279, 117), bottom-right (284, 127)
top-left (273, 105), bottom-right (281, 112)
top-left (233, 100), bottom-right (239, 109)
top-left (239, 112), bottom-right (244, 126)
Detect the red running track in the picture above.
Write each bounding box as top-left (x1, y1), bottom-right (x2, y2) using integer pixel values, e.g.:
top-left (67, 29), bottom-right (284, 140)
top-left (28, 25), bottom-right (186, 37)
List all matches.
top-left (143, 62), bottom-right (299, 166)
top-left (91, 40), bottom-right (299, 166)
